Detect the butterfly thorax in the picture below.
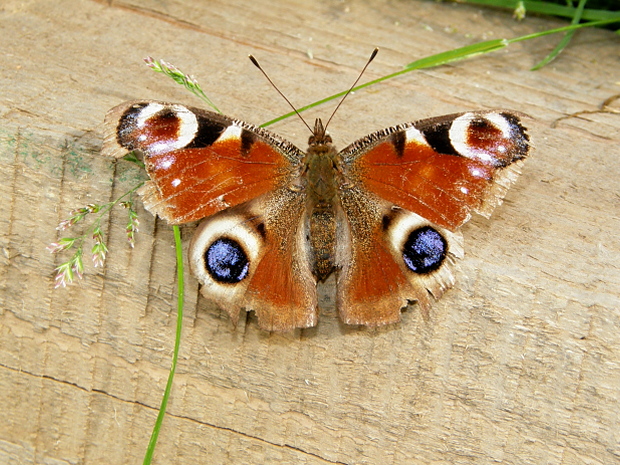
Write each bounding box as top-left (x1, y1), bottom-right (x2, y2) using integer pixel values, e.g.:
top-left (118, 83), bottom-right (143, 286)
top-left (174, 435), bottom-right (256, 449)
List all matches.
top-left (305, 118), bottom-right (339, 281)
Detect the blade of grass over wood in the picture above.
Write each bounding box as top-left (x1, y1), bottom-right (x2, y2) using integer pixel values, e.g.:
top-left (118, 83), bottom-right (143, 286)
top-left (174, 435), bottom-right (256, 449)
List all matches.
top-left (458, 0), bottom-right (620, 22)
top-left (260, 18), bottom-right (619, 127)
top-left (531, 0), bottom-right (588, 70)
top-left (405, 18), bottom-right (620, 68)
top-left (143, 225), bottom-right (184, 465)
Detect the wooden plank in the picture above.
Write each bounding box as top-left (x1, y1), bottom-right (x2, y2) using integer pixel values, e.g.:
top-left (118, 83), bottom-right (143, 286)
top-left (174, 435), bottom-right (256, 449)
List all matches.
top-left (1, 0), bottom-right (619, 464)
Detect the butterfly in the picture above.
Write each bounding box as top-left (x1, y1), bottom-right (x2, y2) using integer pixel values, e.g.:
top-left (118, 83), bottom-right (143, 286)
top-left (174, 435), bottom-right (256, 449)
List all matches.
top-left (102, 80), bottom-right (530, 331)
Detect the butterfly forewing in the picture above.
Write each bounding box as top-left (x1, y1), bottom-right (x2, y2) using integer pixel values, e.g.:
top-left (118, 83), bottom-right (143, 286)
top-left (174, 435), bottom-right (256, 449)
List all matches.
top-left (339, 111), bottom-right (530, 230)
top-left (103, 100), bottom-right (304, 224)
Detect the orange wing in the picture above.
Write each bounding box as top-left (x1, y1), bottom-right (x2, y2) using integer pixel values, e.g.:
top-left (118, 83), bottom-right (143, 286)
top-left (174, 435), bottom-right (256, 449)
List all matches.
top-left (189, 188), bottom-right (318, 332)
top-left (102, 100), bottom-right (304, 224)
top-left (335, 185), bottom-right (463, 326)
top-left (340, 111), bottom-right (530, 230)
top-left (335, 111), bottom-right (530, 326)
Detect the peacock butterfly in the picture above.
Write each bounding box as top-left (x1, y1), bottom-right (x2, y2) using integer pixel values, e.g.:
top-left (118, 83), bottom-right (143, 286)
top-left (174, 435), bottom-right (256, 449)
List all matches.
top-left (101, 60), bottom-right (531, 332)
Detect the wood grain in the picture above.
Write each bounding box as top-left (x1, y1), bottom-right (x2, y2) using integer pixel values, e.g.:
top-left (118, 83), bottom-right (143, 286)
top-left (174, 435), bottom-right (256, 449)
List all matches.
top-left (1, 0), bottom-right (619, 464)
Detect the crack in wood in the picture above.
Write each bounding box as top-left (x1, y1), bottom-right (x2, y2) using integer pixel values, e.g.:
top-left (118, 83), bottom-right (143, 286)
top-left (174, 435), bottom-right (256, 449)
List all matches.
top-left (1, 362), bottom-right (350, 464)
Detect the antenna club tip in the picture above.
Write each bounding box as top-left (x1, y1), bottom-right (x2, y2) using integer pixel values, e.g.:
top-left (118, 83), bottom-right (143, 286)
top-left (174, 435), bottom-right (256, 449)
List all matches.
top-left (249, 55), bottom-right (260, 68)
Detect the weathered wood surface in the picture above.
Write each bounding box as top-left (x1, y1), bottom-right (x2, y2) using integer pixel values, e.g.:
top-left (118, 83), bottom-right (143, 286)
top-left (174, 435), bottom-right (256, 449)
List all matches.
top-left (1, 0), bottom-right (619, 464)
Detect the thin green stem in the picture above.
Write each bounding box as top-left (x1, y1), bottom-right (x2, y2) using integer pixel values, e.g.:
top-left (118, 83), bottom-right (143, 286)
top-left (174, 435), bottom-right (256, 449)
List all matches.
top-left (456, 0), bottom-right (620, 22)
top-left (143, 225), bottom-right (184, 465)
top-left (531, 0), bottom-right (588, 70)
top-left (99, 182), bottom-right (144, 219)
top-left (259, 18), bottom-right (620, 127)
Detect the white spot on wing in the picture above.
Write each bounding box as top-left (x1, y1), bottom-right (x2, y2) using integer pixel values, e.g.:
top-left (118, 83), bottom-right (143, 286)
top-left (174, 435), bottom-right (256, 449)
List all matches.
top-left (159, 156), bottom-right (174, 169)
top-left (171, 178), bottom-right (181, 187)
top-left (217, 124), bottom-right (243, 143)
top-left (469, 166), bottom-right (484, 178)
top-left (484, 112), bottom-right (513, 137)
top-left (136, 103), bottom-right (164, 128)
top-left (449, 112), bottom-right (512, 163)
top-left (405, 126), bottom-right (428, 145)
top-left (215, 195), bottom-right (230, 209)
top-left (137, 103), bottom-right (198, 155)
top-left (171, 104), bottom-right (199, 148)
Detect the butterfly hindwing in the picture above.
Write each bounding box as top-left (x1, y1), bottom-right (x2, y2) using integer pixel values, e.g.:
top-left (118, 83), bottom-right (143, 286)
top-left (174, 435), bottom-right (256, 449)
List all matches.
top-left (188, 187), bottom-right (318, 331)
top-left (336, 183), bottom-right (464, 326)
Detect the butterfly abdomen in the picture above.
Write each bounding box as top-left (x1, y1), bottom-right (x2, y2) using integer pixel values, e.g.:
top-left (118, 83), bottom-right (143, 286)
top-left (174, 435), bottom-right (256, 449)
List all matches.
top-left (305, 143), bottom-right (340, 281)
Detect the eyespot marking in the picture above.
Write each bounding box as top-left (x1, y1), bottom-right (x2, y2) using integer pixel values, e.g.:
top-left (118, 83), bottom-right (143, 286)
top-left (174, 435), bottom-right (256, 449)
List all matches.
top-left (205, 237), bottom-right (250, 284)
top-left (402, 226), bottom-right (447, 274)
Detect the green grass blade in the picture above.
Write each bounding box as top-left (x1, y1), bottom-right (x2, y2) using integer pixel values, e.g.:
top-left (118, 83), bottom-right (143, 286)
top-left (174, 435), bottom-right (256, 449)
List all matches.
top-left (260, 18), bottom-right (619, 127)
top-left (404, 40), bottom-right (508, 69)
top-left (457, 0), bottom-right (620, 21)
top-left (406, 18), bottom-right (619, 68)
top-left (531, 0), bottom-right (588, 70)
top-left (505, 18), bottom-right (619, 42)
top-left (143, 225), bottom-right (184, 465)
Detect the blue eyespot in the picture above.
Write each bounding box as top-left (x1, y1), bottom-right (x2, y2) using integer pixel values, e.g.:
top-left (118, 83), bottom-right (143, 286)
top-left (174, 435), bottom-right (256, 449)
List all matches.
top-left (205, 238), bottom-right (249, 284)
top-left (403, 226), bottom-right (447, 274)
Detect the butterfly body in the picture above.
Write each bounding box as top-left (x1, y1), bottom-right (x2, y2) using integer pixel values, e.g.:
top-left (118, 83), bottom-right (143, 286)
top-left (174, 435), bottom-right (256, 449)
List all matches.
top-left (303, 119), bottom-right (347, 281)
top-left (103, 100), bottom-right (530, 331)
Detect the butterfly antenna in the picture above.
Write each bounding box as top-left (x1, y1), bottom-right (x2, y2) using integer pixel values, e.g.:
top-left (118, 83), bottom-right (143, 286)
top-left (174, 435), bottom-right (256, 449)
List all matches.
top-left (249, 55), bottom-right (314, 135)
top-left (323, 47), bottom-right (379, 132)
